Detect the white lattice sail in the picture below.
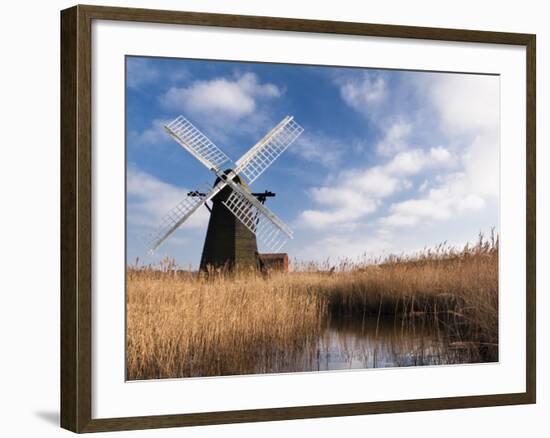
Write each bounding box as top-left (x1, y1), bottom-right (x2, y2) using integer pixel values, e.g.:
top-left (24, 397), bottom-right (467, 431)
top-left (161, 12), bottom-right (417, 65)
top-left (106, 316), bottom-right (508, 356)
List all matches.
top-left (148, 182), bottom-right (220, 252)
top-left (164, 116), bottom-right (230, 171)
top-left (222, 180), bottom-right (293, 252)
top-left (234, 116), bottom-right (304, 185)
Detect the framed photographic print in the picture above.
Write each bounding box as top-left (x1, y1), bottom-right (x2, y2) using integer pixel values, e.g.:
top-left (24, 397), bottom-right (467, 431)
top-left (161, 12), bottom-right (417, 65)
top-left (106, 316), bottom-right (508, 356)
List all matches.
top-left (60, 4), bottom-right (536, 433)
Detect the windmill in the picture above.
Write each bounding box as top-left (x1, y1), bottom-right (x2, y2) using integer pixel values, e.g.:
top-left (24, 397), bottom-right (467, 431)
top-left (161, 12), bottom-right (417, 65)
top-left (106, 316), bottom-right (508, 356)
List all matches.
top-left (148, 115), bottom-right (304, 271)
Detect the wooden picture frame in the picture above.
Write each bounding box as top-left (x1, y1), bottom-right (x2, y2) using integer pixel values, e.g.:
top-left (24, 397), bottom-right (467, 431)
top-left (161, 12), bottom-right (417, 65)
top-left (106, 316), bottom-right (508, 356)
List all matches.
top-left (61, 4), bottom-right (536, 433)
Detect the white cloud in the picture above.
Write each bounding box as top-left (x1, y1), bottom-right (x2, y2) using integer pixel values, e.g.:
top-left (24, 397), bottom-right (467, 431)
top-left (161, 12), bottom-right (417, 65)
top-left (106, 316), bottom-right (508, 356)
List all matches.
top-left (375, 120), bottom-right (412, 156)
top-left (418, 179), bottom-right (429, 192)
top-left (461, 132), bottom-right (499, 197)
top-left (127, 58), bottom-right (160, 89)
top-left (429, 74), bottom-right (499, 135)
top-left (298, 147), bottom-right (454, 230)
top-left (429, 146), bottom-right (453, 164)
top-left (350, 167), bottom-right (403, 197)
top-left (376, 73), bottom-right (499, 230)
top-left (160, 72), bottom-right (281, 122)
top-left (127, 58), bottom-right (189, 90)
top-left (381, 170), bottom-right (487, 229)
top-left (292, 233), bottom-right (392, 265)
top-left (300, 200), bottom-right (376, 230)
top-left (388, 198), bottom-right (453, 223)
top-left (129, 119), bottom-right (168, 146)
top-left (290, 72), bottom-right (499, 264)
top-left (291, 132), bottom-right (346, 167)
top-left (382, 213), bottom-right (420, 227)
top-left (127, 167), bottom-right (209, 230)
top-left (427, 73), bottom-right (499, 198)
top-left (458, 194), bottom-right (486, 212)
top-left (385, 147), bottom-right (452, 175)
top-left (339, 73), bottom-right (386, 112)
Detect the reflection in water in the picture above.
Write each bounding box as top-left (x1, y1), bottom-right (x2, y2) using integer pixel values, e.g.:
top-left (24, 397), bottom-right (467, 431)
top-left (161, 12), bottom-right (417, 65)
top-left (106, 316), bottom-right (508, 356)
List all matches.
top-left (172, 316), bottom-right (497, 377)
top-left (297, 317), bottom-right (495, 373)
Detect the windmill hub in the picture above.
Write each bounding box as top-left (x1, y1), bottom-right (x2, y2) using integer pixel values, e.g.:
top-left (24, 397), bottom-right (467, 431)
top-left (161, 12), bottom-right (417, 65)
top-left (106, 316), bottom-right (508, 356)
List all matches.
top-left (212, 169), bottom-right (246, 200)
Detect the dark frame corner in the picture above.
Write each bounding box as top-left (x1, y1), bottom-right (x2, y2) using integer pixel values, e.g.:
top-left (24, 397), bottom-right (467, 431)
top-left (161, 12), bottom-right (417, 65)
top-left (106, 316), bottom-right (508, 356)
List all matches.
top-left (61, 4), bottom-right (536, 433)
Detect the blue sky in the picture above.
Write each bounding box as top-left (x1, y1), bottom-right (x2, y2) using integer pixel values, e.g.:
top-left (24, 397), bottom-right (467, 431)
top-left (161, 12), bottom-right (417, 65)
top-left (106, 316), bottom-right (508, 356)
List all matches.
top-left (126, 56), bottom-right (499, 268)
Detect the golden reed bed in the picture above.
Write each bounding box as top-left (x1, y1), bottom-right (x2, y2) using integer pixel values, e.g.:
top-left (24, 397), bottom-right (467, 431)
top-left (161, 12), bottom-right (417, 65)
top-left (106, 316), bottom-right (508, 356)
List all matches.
top-left (127, 235), bottom-right (498, 380)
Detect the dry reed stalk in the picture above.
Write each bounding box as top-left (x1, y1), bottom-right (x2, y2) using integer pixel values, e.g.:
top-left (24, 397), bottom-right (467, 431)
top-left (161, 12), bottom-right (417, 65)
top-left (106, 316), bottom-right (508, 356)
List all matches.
top-left (127, 270), bottom-right (327, 379)
top-left (127, 235), bottom-right (498, 379)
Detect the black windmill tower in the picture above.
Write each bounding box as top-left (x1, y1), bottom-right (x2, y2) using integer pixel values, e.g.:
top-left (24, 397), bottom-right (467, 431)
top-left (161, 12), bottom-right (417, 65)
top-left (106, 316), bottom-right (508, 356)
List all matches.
top-left (148, 115), bottom-right (304, 271)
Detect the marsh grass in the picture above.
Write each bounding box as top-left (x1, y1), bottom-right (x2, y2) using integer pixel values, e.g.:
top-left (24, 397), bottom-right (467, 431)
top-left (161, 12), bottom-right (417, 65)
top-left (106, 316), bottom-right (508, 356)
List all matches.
top-left (126, 234), bottom-right (498, 380)
top-left (126, 269), bottom-right (326, 379)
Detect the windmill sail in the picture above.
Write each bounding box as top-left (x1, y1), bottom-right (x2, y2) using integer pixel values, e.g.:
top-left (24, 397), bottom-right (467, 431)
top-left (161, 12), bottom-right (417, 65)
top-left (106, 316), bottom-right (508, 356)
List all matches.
top-left (164, 116), bottom-right (230, 172)
top-left (222, 178), bottom-right (293, 252)
top-left (234, 116), bottom-right (304, 185)
top-left (148, 182), bottom-right (223, 252)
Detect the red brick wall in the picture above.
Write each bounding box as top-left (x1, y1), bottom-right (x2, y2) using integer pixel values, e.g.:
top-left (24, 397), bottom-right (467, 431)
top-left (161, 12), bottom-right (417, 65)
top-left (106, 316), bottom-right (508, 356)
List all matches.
top-left (259, 253), bottom-right (288, 272)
